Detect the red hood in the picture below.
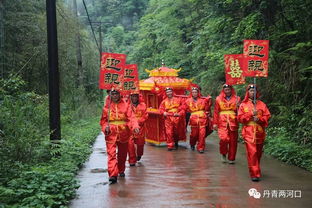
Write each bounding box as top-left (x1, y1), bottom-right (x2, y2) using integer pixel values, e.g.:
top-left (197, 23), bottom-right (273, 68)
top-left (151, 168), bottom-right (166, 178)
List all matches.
top-left (242, 84), bottom-right (260, 103)
top-left (129, 93), bottom-right (145, 104)
top-left (188, 83), bottom-right (202, 98)
top-left (219, 85), bottom-right (236, 99)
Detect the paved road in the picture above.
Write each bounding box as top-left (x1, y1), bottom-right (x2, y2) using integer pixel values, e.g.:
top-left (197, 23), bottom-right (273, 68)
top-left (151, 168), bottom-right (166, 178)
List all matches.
top-left (70, 133), bottom-right (312, 208)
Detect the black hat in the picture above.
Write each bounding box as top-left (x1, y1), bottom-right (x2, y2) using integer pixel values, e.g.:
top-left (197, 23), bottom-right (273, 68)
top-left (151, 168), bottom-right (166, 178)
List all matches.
top-left (223, 84), bottom-right (232, 88)
top-left (248, 84), bottom-right (256, 90)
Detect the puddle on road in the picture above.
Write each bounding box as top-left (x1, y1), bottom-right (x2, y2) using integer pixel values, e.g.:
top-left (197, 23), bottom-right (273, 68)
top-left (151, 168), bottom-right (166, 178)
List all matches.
top-left (94, 182), bottom-right (108, 186)
top-left (90, 168), bottom-right (108, 173)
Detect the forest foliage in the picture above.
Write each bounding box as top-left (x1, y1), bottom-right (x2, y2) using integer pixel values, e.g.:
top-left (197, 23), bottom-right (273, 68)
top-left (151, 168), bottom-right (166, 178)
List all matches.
top-left (129, 0), bottom-right (312, 148)
top-left (0, 1), bottom-right (102, 205)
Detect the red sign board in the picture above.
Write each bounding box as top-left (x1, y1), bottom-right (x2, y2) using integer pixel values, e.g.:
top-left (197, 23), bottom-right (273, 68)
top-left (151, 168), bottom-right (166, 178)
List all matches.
top-left (122, 64), bottom-right (139, 93)
top-left (243, 40), bottom-right (269, 77)
top-left (224, 54), bottom-right (246, 85)
top-left (99, 52), bottom-right (126, 89)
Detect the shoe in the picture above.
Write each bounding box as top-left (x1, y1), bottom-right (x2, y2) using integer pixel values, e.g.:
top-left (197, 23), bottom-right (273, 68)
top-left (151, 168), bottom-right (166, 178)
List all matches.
top-left (119, 173), bottom-right (125, 177)
top-left (191, 145), bottom-right (195, 151)
top-left (198, 150), bottom-right (204, 154)
top-left (129, 164), bottom-right (136, 167)
top-left (175, 142), bottom-right (179, 149)
top-left (137, 156), bottom-right (142, 161)
top-left (109, 176), bottom-right (117, 184)
top-left (228, 160), bottom-right (235, 164)
top-left (251, 177), bottom-right (260, 182)
top-left (221, 154), bottom-right (227, 163)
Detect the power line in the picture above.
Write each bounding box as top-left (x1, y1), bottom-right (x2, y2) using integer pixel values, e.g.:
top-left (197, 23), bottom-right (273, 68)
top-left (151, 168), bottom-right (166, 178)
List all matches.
top-left (82, 0), bottom-right (100, 52)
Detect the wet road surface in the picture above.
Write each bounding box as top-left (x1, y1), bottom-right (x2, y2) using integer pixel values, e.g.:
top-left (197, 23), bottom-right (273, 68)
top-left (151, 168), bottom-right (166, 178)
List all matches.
top-left (70, 133), bottom-right (312, 208)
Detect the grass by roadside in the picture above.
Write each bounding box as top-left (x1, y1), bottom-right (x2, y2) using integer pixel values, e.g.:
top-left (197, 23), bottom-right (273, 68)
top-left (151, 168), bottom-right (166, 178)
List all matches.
top-left (0, 117), bottom-right (100, 208)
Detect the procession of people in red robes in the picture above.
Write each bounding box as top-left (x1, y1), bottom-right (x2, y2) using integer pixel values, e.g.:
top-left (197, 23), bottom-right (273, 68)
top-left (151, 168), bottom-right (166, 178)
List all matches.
top-left (100, 83), bottom-right (270, 184)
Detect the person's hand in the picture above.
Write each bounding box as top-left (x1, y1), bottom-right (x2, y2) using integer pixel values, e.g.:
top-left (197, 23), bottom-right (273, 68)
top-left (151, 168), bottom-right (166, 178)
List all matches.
top-left (213, 124), bottom-right (218, 130)
top-left (134, 128), bottom-right (140, 134)
top-left (105, 126), bottom-right (110, 135)
top-left (206, 111), bottom-right (210, 117)
top-left (163, 112), bottom-right (168, 117)
top-left (173, 113), bottom-right (179, 117)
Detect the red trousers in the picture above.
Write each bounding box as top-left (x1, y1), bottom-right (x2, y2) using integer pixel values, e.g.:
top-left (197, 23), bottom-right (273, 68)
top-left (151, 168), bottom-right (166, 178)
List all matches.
top-left (218, 128), bottom-right (238, 161)
top-left (128, 135), bottom-right (145, 164)
top-left (190, 126), bottom-right (206, 151)
top-left (106, 141), bottom-right (128, 177)
top-left (244, 142), bottom-right (264, 178)
top-left (164, 117), bottom-right (179, 148)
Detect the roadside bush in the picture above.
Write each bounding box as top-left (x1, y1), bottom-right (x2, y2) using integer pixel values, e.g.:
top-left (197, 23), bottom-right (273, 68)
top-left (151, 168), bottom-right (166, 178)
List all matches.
top-left (0, 117), bottom-right (99, 208)
top-left (265, 127), bottom-right (312, 172)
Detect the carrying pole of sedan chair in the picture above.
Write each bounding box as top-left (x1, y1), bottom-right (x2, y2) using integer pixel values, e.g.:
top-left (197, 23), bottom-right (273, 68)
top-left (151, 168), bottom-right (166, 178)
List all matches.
top-left (253, 77), bottom-right (257, 111)
top-left (235, 85), bottom-right (239, 112)
top-left (106, 87), bottom-right (113, 129)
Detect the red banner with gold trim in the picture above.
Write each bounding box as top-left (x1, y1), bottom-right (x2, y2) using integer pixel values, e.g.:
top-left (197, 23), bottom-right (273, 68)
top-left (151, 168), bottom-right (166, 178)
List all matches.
top-left (224, 54), bottom-right (246, 85)
top-left (122, 64), bottom-right (139, 93)
top-left (243, 40), bottom-right (269, 77)
top-left (99, 52), bottom-right (126, 89)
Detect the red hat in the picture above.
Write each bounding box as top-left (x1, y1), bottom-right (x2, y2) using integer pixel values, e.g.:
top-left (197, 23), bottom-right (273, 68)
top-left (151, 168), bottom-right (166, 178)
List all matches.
top-left (130, 89), bottom-right (140, 95)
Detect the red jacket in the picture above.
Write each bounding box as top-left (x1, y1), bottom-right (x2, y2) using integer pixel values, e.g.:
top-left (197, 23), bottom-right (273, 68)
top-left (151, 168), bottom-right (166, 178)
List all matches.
top-left (213, 94), bottom-right (240, 131)
top-left (159, 96), bottom-right (184, 116)
top-left (100, 99), bottom-right (139, 143)
top-left (237, 99), bottom-right (270, 144)
top-left (131, 102), bottom-right (148, 126)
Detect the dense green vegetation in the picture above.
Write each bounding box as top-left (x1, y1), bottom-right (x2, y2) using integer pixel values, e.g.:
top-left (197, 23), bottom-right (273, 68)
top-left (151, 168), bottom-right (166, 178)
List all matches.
top-left (0, 0), bottom-right (104, 207)
top-left (0, 116), bottom-right (99, 207)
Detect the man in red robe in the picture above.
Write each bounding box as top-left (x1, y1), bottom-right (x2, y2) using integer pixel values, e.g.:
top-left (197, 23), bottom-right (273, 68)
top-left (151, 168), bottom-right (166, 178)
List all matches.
top-left (237, 84), bottom-right (271, 182)
top-left (128, 92), bottom-right (148, 166)
top-left (100, 89), bottom-right (139, 184)
top-left (213, 84), bottom-right (240, 163)
top-left (183, 87), bottom-right (211, 153)
top-left (159, 87), bottom-right (185, 151)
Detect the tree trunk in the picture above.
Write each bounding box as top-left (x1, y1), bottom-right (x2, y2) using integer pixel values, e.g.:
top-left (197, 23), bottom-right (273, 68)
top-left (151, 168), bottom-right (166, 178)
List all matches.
top-left (73, 0), bottom-right (83, 87)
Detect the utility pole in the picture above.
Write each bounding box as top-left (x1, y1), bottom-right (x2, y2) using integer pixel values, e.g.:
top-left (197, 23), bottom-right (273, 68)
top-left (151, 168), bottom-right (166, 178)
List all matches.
top-left (46, 0), bottom-right (61, 141)
top-left (0, 0), bottom-right (4, 78)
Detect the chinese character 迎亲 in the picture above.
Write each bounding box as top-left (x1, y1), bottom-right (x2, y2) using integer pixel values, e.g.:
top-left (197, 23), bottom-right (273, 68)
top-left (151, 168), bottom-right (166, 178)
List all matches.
top-left (124, 81), bottom-right (136, 90)
top-left (105, 58), bottom-right (121, 71)
top-left (104, 73), bottom-right (120, 84)
top-left (248, 45), bottom-right (265, 57)
top-left (124, 69), bottom-right (135, 79)
top-left (111, 74), bottom-right (120, 84)
top-left (254, 60), bottom-right (264, 71)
